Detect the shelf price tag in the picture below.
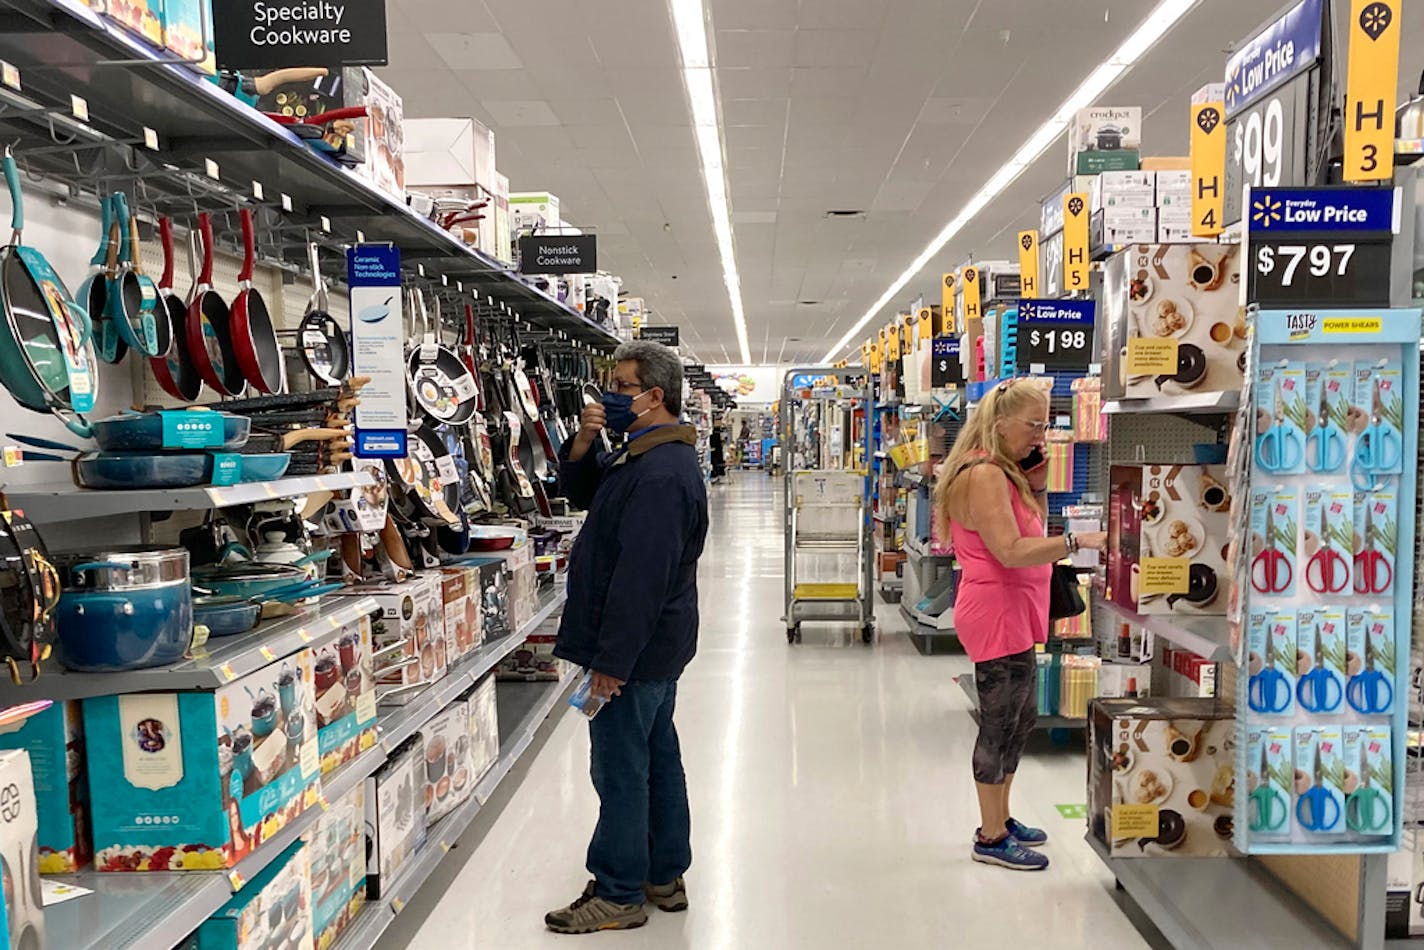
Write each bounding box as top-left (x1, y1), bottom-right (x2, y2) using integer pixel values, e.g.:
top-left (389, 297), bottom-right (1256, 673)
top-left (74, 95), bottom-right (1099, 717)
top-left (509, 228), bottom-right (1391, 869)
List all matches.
top-left (258, 646), bottom-right (276, 662)
top-left (70, 95), bottom-right (88, 122)
top-left (218, 662), bottom-right (237, 682)
top-left (228, 870), bottom-right (246, 890)
top-left (1342, 0), bottom-right (1400, 182)
top-left (320, 215), bottom-right (331, 233)
top-left (281, 193), bottom-right (293, 213)
top-left (142, 127), bottom-right (159, 151)
top-left (252, 180), bottom-right (264, 201)
top-left (0, 62), bottom-right (18, 91)
top-left (2, 446), bottom-right (20, 468)
top-left (204, 158), bottom-right (220, 180)
top-left (298, 629), bottom-right (313, 643)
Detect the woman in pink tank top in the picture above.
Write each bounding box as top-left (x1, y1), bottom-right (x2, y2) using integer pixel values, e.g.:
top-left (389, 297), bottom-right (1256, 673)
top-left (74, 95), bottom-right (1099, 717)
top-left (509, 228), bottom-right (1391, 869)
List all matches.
top-left (935, 379), bottom-right (1105, 872)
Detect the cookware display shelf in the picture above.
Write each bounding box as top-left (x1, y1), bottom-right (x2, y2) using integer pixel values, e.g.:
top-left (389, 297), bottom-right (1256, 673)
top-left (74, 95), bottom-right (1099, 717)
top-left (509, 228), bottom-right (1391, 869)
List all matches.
top-left (5, 471), bottom-right (375, 525)
top-left (0, 0), bottom-right (619, 348)
top-left (1102, 391), bottom-right (1241, 417)
top-left (38, 584), bottom-right (568, 949)
top-left (1097, 598), bottom-right (1232, 663)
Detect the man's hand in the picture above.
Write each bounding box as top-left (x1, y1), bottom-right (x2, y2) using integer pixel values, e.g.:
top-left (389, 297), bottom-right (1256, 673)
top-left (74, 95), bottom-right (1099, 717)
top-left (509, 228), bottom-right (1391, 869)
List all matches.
top-left (590, 671), bottom-right (625, 701)
top-left (569, 402), bottom-right (606, 461)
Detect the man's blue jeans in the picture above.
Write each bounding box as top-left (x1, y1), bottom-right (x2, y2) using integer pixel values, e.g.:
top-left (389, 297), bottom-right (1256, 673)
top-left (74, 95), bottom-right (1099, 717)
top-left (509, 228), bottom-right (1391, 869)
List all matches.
top-left (587, 678), bottom-right (691, 905)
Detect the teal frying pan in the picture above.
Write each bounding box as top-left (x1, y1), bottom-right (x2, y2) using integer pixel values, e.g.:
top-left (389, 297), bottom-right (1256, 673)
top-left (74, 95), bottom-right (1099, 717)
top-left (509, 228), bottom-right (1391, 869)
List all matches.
top-left (0, 149), bottom-right (95, 436)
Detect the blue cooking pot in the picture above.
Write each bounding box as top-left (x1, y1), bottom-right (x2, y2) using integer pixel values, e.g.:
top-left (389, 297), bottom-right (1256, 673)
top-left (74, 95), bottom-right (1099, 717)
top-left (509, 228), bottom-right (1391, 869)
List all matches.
top-left (53, 546), bottom-right (192, 672)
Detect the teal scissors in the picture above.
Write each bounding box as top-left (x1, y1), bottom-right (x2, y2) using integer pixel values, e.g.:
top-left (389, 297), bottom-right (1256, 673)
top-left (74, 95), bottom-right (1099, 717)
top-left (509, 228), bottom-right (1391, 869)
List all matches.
top-left (1352, 376), bottom-right (1401, 490)
top-left (1248, 742), bottom-right (1288, 833)
top-left (1255, 377), bottom-right (1303, 473)
top-left (1346, 766), bottom-right (1391, 834)
top-left (1306, 378), bottom-right (1345, 473)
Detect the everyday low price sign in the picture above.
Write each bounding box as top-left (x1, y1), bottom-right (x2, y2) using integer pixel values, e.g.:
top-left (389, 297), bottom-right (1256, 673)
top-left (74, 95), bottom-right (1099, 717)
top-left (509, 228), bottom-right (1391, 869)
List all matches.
top-left (214, 0), bottom-right (389, 70)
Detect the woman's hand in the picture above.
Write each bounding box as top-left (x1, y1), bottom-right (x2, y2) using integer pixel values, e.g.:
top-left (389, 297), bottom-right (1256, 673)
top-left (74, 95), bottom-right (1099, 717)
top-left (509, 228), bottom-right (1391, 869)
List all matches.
top-left (1075, 531), bottom-right (1108, 551)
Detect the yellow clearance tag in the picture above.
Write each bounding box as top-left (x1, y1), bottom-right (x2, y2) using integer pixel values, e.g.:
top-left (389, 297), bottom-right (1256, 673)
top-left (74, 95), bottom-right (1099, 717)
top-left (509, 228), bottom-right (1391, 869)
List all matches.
top-left (1138, 557), bottom-right (1190, 595)
top-left (918, 307), bottom-right (932, 342)
top-left (941, 273), bottom-right (957, 334)
top-left (1190, 101), bottom-right (1227, 236)
top-left (1112, 804), bottom-right (1161, 839)
top-left (1127, 337), bottom-right (1180, 375)
top-left (1343, 0), bottom-right (1400, 182)
top-left (960, 267), bottom-right (982, 324)
top-left (1017, 230), bottom-right (1040, 297)
top-left (1063, 194), bottom-right (1090, 291)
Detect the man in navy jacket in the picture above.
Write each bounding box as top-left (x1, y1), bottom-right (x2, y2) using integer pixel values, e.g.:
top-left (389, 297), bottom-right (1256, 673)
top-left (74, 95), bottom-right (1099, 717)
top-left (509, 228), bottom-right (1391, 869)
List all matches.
top-left (545, 341), bottom-right (709, 935)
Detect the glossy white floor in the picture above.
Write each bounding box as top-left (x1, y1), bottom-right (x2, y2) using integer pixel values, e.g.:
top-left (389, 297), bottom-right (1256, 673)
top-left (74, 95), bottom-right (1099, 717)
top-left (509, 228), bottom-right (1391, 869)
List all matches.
top-left (398, 473), bottom-right (1150, 948)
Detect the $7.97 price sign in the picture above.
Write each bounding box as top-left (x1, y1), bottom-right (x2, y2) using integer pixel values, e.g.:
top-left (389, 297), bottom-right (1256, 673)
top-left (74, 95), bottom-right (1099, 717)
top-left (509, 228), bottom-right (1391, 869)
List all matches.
top-left (1249, 239), bottom-right (1391, 307)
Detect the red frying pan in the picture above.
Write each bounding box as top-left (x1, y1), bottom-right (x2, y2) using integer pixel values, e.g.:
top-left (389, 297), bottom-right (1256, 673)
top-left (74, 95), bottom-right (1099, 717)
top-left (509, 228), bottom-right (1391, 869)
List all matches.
top-left (229, 208), bottom-right (283, 394)
top-left (186, 212), bottom-right (244, 396)
top-left (150, 218), bottom-right (203, 401)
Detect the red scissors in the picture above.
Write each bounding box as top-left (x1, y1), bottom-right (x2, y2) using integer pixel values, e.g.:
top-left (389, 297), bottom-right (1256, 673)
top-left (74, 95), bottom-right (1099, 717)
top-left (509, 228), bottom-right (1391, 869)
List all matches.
top-left (1353, 503), bottom-right (1393, 595)
top-left (1250, 504), bottom-right (1292, 594)
top-left (1305, 502), bottom-right (1348, 594)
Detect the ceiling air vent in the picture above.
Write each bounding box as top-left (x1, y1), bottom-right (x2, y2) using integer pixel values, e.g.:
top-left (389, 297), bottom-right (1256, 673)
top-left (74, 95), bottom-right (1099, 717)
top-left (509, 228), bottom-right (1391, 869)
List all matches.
top-left (823, 210), bottom-right (866, 219)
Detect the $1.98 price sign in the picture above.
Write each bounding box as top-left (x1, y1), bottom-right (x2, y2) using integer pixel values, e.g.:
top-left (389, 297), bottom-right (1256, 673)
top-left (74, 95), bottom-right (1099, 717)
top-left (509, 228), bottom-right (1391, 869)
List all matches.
top-left (1014, 299), bottom-right (1095, 372)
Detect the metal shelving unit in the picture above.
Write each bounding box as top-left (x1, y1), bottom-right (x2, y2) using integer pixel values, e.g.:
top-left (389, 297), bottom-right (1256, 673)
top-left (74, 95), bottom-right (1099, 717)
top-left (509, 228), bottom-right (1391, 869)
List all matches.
top-left (6, 472), bottom-right (374, 525)
top-left (956, 673), bottom-right (1084, 730)
top-left (1097, 599), bottom-right (1233, 663)
top-left (1102, 391), bottom-right (1241, 416)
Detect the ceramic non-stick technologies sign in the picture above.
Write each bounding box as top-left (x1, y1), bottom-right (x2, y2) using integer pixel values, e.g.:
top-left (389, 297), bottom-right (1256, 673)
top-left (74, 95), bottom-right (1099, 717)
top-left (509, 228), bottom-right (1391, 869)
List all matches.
top-left (347, 245), bottom-right (406, 458)
top-left (213, 0), bottom-right (388, 70)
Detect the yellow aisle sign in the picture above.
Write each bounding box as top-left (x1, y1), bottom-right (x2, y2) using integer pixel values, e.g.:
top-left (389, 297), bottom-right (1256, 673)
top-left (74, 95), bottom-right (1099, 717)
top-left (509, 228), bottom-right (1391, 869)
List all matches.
top-left (868, 341), bottom-right (880, 374)
top-left (1017, 230), bottom-right (1040, 297)
top-left (941, 273), bottom-right (957, 334)
top-left (1343, 0), bottom-right (1400, 182)
top-left (899, 316), bottom-right (912, 354)
top-left (886, 324), bottom-right (899, 361)
top-left (960, 266), bottom-right (982, 324)
top-left (1190, 101), bottom-right (1226, 236)
top-left (918, 307), bottom-right (932, 341)
top-left (860, 342), bottom-right (869, 367)
top-left (1063, 193), bottom-right (1090, 291)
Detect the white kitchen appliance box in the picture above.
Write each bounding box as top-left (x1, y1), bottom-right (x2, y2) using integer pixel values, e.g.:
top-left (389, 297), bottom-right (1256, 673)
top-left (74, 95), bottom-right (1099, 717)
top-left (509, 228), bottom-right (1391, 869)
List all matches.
top-left (310, 615), bottom-right (378, 775)
top-left (462, 674), bottom-right (500, 786)
top-left (188, 839), bottom-right (313, 950)
top-left (420, 703), bottom-right (475, 822)
top-left (0, 750), bottom-right (44, 948)
top-left (403, 117), bottom-right (498, 196)
top-left (440, 567), bottom-right (482, 666)
top-left (1068, 106), bottom-right (1142, 174)
top-left (0, 700), bottom-right (89, 873)
top-left (494, 541), bottom-right (538, 632)
top-left (365, 736), bottom-right (426, 900)
top-left (340, 576), bottom-right (447, 706)
top-left (510, 192), bottom-right (561, 236)
top-left (302, 781), bottom-right (365, 950)
top-left (1088, 697), bottom-right (1236, 858)
top-left (84, 651), bottom-right (320, 871)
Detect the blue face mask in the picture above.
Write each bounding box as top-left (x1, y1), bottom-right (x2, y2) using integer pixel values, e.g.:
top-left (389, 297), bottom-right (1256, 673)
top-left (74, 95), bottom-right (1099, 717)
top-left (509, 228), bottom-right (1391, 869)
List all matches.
top-left (601, 390), bottom-right (650, 434)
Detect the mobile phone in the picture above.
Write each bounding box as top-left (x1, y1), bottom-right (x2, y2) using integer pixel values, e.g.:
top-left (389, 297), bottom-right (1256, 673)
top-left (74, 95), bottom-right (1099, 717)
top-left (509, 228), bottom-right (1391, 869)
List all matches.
top-left (1019, 446), bottom-right (1046, 472)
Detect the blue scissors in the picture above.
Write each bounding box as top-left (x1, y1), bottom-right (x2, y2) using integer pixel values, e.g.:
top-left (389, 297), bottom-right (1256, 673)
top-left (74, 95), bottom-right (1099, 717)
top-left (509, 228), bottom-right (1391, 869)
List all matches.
top-left (1352, 376), bottom-right (1401, 490)
top-left (1255, 377), bottom-right (1303, 473)
top-left (1306, 378), bottom-right (1345, 473)
top-left (1248, 742), bottom-right (1289, 833)
top-left (1296, 751), bottom-right (1342, 832)
top-left (1248, 625), bottom-right (1292, 714)
top-left (1346, 629), bottom-right (1394, 715)
top-left (1296, 624), bottom-right (1342, 714)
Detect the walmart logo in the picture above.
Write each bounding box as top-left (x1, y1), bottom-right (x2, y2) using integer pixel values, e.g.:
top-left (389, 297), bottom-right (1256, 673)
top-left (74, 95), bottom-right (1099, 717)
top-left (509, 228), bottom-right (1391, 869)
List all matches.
top-left (1252, 194), bottom-right (1283, 229)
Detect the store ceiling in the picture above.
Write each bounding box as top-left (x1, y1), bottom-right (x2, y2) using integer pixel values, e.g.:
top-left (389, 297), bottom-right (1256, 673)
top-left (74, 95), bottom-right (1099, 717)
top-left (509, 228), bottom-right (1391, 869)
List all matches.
top-left (379, 1), bottom-right (1424, 365)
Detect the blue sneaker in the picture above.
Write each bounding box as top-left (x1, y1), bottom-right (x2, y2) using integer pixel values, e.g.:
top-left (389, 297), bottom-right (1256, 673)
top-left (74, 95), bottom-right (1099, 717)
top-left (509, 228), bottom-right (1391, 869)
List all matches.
top-left (1006, 817), bottom-right (1048, 847)
top-left (972, 834), bottom-right (1049, 871)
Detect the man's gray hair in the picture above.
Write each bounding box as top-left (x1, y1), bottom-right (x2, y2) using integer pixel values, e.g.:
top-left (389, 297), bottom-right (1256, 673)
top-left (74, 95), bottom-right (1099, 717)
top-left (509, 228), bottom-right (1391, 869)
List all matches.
top-left (613, 340), bottom-right (683, 415)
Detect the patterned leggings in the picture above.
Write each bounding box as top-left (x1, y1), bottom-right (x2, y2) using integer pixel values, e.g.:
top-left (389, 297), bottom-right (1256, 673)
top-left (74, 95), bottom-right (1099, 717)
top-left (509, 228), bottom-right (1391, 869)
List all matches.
top-left (972, 648), bottom-right (1038, 784)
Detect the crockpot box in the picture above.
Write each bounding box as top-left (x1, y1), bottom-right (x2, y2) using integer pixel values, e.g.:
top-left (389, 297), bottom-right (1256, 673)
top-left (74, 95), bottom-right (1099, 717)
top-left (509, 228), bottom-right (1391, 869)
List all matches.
top-left (439, 568), bottom-right (482, 666)
top-left (462, 674), bottom-right (500, 786)
top-left (309, 616), bottom-right (378, 775)
top-left (301, 782), bottom-right (365, 950)
top-left (1107, 464), bottom-right (1231, 617)
top-left (1068, 106), bottom-right (1142, 174)
top-left (84, 650), bottom-right (321, 872)
top-left (0, 749), bottom-right (45, 949)
top-left (365, 736), bottom-right (426, 900)
top-left (419, 704), bottom-right (474, 822)
top-left (0, 702), bottom-right (89, 873)
top-left (188, 839), bottom-right (313, 950)
top-left (338, 576), bottom-right (446, 706)
top-left (1088, 697), bottom-right (1236, 858)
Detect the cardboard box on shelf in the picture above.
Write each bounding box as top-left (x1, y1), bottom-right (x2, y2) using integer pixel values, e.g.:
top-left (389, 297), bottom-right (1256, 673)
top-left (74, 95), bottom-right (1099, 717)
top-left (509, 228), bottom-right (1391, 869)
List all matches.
top-left (419, 703), bottom-right (475, 822)
top-left (441, 567), bottom-right (483, 665)
top-left (1096, 661), bottom-right (1151, 699)
top-left (0, 750), bottom-right (44, 947)
top-left (1155, 170), bottom-right (1193, 196)
top-left (84, 652), bottom-right (320, 871)
top-left (301, 782), bottom-right (365, 950)
top-left (404, 117), bottom-right (497, 196)
top-left (310, 615), bottom-right (378, 775)
top-left (1103, 217), bottom-right (1158, 247)
top-left (1088, 697), bottom-right (1235, 858)
top-left (496, 635), bottom-right (564, 681)
top-left (495, 542), bottom-right (537, 633)
top-left (462, 675), bottom-right (500, 785)
top-left (365, 737), bottom-right (426, 900)
top-left (340, 576), bottom-right (447, 705)
top-left (0, 702), bottom-right (89, 873)
top-left (355, 68), bottom-right (405, 202)
top-left (160, 0), bottom-right (214, 74)
top-left (493, 172), bottom-right (512, 264)
top-left (1158, 220), bottom-right (1210, 244)
top-left (106, 0), bottom-right (162, 45)
top-left (191, 840), bottom-right (313, 950)
top-left (510, 192), bottom-right (561, 237)
top-left (1069, 107), bottom-right (1141, 175)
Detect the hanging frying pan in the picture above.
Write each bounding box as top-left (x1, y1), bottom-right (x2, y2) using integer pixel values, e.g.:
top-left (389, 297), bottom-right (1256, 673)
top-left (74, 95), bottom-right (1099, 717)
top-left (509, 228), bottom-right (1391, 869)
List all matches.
top-left (125, 200), bottom-right (166, 358)
top-left (406, 291), bottom-right (478, 425)
top-left (186, 212), bottom-right (244, 396)
top-left (107, 192), bottom-right (159, 358)
top-left (229, 208), bottom-right (283, 394)
top-left (296, 242), bottom-right (349, 385)
top-left (96, 205), bottom-right (125, 364)
top-left (386, 424), bottom-right (461, 528)
top-left (0, 149), bottom-right (95, 437)
top-left (74, 194), bottom-right (111, 356)
top-left (150, 218), bottom-right (204, 401)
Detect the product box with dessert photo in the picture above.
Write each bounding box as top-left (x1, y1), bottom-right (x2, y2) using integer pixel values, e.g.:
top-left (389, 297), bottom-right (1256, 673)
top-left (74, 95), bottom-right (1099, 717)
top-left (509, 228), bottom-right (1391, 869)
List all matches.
top-left (1088, 697), bottom-right (1236, 858)
top-left (440, 567), bottom-right (482, 666)
top-left (188, 839), bottom-right (313, 950)
top-left (0, 749), bottom-right (45, 948)
top-left (310, 615), bottom-right (378, 775)
top-left (1106, 464), bottom-right (1231, 616)
top-left (1099, 243), bottom-right (1245, 400)
top-left (84, 650), bottom-right (321, 871)
top-left (0, 701), bottom-right (90, 873)
top-left (419, 704), bottom-right (475, 822)
top-left (302, 782), bottom-right (365, 950)
top-left (365, 736), bottom-right (426, 900)
top-left (339, 575), bottom-right (447, 706)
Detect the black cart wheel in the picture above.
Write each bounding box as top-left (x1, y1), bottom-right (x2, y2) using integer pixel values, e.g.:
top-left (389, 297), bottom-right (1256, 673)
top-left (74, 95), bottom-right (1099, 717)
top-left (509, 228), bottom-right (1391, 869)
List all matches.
top-left (861, 623), bottom-right (875, 644)
top-left (786, 624), bottom-right (799, 644)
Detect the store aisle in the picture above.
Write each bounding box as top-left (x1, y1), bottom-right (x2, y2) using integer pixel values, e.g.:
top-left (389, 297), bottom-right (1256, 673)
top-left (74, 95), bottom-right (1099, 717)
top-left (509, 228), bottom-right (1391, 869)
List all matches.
top-left (404, 474), bottom-right (1149, 949)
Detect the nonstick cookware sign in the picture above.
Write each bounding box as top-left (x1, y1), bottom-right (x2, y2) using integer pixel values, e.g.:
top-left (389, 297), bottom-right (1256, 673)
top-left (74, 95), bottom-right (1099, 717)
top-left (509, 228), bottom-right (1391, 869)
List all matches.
top-left (214, 0), bottom-right (388, 71)
top-left (347, 245), bottom-right (406, 459)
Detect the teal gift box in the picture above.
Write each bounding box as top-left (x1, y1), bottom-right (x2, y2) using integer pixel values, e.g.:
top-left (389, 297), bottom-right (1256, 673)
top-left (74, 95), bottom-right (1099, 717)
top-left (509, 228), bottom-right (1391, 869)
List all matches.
top-left (302, 782), bottom-right (365, 948)
top-left (310, 615), bottom-right (378, 775)
top-left (189, 839), bottom-right (313, 950)
top-left (0, 701), bottom-right (90, 873)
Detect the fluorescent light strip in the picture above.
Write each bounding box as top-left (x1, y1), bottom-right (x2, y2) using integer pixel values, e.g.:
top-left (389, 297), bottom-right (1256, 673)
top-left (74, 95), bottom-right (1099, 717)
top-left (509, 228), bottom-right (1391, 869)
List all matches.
top-left (822, 0), bottom-right (1200, 363)
top-left (670, 0), bottom-right (751, 363)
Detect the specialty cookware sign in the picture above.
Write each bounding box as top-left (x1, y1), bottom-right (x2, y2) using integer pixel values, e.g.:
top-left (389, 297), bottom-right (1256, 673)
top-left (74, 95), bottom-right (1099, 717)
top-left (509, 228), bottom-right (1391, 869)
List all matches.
top-left (347, 245), bottom-right (407, 458)
top-left (214, 0), bottom-right (389, 70)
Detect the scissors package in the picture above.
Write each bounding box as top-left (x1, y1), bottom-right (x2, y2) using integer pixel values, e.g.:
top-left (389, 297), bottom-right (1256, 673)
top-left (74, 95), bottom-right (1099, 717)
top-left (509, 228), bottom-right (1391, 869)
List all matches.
top-left (1247, 608), bottom-right (1297, 716)
top-left (1304, 362), bottom-right (1352, 474)
top-left (1352, 489), bottom-right (1397, 597)
top-left (1346, 607), bottom-right (1396, 716)
top-left (1295, 607), bottom-right (1346, 716)
top-left (1342, 725), bottom-right (1393, 836)
top-left (1249, 489), bottom-right (1298, 599)
top-left (1254, 361), bottom-right (1308, 475)
top-left (1353, 359), bottom-right (1405, 479)
top-left (1294, 726), bottom-right (1346, 836)
top-left (1088, 697), bottom-right (1236, 858)
top-left (1302, 489), bottom-right (1352, 596)
top-left (1246, 727), bottom-right (1293, 839)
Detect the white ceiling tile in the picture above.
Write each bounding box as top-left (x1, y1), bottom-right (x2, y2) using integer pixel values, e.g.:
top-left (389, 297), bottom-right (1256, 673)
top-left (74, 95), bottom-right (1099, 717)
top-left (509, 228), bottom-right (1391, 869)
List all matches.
top-left (795, 0), bottom-right (887, 30)
top-left (393, 0), bottom-right (498, 32)
top-left (710, 0), bottom-right (798, 30)
top-left (630, 125), bottom-right (697, 151)
top-left (426, 32), bottom-right (524, 70)
top-left (789, 67), bottom-right (869, 98)
top-left (792, 30), bottom-right (876, 68)
top-left (917, 96), bottom-right (997, 126)
top-left (724, 124), bottom-right (785, 150)
top-left (714, 29), bottom-right (796, 68)
top-left (722, 97), bottom-right (789, 127)
top-left (715, 67), bottom-right (793, 99)
top-left (547, 98), bottom-right (625, 126)
top-left (455, 68), bottom-right (542, 100)
top-left (566, 124), bottom-right (635, 149)
top-left (479, 99), bottom-right (560, 126)
top-left (496, 125), bottom-right (575, 152)
top-left (734, 211), bottom-right (778, 225)
top-left (588, 31), bottom-right (679, 68)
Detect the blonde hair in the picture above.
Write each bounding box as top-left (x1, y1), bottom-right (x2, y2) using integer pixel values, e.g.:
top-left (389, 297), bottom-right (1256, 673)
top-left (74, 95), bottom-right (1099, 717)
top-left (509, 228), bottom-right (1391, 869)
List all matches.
top-left (934, 379), bottom-right (1050, 520)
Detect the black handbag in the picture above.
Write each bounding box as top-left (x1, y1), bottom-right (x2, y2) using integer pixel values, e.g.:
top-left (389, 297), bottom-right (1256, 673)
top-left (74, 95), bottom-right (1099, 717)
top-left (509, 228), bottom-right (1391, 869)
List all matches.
top-left (1048, 564), bottom-right (1086, 621)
